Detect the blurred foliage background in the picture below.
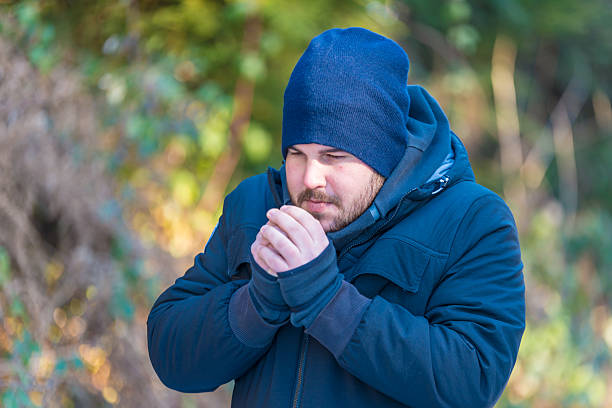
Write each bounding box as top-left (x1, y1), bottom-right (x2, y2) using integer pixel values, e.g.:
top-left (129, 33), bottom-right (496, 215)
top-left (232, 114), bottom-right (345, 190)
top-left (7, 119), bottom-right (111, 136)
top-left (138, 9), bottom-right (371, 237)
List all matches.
top-left (0, 0), bottom-right (611, 406)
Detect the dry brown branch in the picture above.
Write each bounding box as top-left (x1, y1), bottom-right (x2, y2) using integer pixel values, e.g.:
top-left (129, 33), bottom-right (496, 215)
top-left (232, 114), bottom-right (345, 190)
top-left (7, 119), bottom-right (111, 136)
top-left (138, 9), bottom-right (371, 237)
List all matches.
top-left (0, 15), bottom-right (233, 403)
top-left (520, 131), bottom-right (552, 191)
top-left (593, 90), bottom-right (612, 130)
top-left (0, 33), bottom-right (170, 406)
top-left (491, 35), bottom-right (528, 230)
top-left (520, 76), bottom-right (588, 224)
top-left (550, 76), bottom-right (589, 227)
top-left (393, 4), bottom-right (488, 148)
top-left (198, 16), bottom-right (263, 215)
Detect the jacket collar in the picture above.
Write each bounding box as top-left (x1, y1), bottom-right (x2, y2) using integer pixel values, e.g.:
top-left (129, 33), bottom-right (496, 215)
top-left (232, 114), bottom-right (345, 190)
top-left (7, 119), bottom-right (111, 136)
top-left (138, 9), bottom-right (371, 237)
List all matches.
top-left (267, 86), bottom-right (475, 253)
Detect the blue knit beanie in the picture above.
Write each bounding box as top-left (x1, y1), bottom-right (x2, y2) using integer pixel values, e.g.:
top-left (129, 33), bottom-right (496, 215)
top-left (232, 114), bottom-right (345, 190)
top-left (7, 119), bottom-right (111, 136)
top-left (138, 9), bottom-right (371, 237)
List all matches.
top-left (282, 27), bottom-right (411, 177)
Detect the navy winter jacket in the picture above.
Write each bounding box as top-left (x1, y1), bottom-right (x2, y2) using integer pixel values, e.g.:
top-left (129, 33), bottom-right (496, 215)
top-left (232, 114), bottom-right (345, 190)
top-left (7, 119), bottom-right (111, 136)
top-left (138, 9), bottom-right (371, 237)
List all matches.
top-left (147, 87), bottom-right (525, 407)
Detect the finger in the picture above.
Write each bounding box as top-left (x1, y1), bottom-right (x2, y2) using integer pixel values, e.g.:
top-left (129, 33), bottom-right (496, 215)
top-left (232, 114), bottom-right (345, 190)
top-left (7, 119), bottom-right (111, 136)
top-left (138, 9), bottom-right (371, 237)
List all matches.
top-left (256, 231), bottom-right (273, 248)
top-left (251, 241), bottom-right (274, 272)
top-left (257, 244), bottom-right (290, 273)
top-left (265, 220), bottom-right (285, 236)
top-left (260, 224), bottom-right (301, 262)
top-left (266, 208), bottom-right (313, 249)
top-left (279, 205), bottom-right (327, 243)
top-left (253, 233), bottom-right (277, 263)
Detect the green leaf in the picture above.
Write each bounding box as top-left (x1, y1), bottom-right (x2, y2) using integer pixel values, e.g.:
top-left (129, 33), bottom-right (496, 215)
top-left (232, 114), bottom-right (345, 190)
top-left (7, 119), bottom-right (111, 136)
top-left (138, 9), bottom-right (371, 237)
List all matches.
top-left (240, 52), bottom-right (266, 81)
top-left (15, 2), bottom-right (38, 30)
top-left (196, 83), bottom-right (223, 104)
top-left (110, 284), bottom-right (135, 321)
top-left (146, 276), bottom-right (161, 303)
top-left (71, 355), bottom-right (84, 370)
top-left (10, 298), bottom-right (26, 318)
top-left (124, 260), bottom-right (144, 285)
top-left (14, 330), bottom-right (39, 366)
top-left (55, 358), bottom-right (67, 374)
top-left (0, 246), bottom-right (10, 287)
top-left (260, 32), bottom-right (283, 56)
top-left (198, 108), bottom-right (229, 158)
top-left (110, 237), bottom-right (126, 261)
top-left (126, 115), bottom-right (149, 141)
top-left (157, 72), bottom-right (183, 102)
top-left (1, 390), bottom-right (18, 408)
top-left (242, 124), bottom-right (272, 163)
top-left (41, 24), bottom-right (55, 44)
top-left (447, 24), bottom-right (480, 54)
top-left (447, 0), bottom-right (471, 21)
top-left (17, 389), bottom-right (32, 407)
top-left (171, 170), bottom-right (200, 207)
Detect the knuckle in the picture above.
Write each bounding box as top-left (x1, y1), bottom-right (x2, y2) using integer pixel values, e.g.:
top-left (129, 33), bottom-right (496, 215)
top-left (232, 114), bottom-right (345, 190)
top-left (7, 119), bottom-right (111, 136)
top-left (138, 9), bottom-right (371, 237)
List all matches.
top-left (261, 225), bottom-right (273, 240)
top-left (270, 258), bottom-right (282, 269)
top-left (281, 241), bottom-right (298, 256)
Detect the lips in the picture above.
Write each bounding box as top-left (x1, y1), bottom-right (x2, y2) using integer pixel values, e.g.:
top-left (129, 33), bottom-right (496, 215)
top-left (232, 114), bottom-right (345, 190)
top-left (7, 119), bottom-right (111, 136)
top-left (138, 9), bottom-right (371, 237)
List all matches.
top-left (303, 199), bottom-right (333, 213)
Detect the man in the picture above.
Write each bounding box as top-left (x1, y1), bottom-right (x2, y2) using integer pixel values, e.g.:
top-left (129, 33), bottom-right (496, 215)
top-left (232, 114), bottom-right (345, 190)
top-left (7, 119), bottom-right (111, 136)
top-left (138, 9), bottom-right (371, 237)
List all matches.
top-left (147, 27), bottom-right (525, 407)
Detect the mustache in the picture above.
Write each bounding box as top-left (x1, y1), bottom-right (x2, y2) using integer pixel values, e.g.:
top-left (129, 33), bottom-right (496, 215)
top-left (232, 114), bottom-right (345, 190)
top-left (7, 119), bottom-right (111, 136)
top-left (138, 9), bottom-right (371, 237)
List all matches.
top-left (297, 189), bottom-right (341, 207)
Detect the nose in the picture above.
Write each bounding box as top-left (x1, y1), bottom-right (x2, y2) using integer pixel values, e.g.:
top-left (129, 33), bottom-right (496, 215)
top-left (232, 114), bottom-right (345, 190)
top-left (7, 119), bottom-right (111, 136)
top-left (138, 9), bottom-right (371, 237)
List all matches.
top-left (302, 160), bottom-right (327, 190)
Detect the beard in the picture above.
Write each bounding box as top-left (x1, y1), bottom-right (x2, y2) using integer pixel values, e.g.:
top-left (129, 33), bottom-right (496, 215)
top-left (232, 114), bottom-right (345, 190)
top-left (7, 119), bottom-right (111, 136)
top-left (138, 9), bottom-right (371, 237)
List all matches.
top-left (292, 172), bottom-right (385, 232)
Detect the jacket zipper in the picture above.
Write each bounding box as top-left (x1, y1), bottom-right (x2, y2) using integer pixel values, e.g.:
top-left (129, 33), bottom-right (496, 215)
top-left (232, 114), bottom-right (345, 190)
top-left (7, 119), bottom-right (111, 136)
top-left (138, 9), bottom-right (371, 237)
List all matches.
top-left (338, 176), bottom-right (452, 264)
top-left (337, 193), bottom-right (411, 263)
top-left (430, 176), bottom-right (450, 195)
top-left (292, 333), bottom-right (310, 408)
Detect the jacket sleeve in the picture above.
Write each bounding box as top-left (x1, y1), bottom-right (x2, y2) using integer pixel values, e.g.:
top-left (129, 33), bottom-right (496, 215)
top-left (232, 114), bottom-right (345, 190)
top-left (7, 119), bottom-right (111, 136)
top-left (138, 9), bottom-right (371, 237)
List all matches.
top-left (307, 194), bottom-right (525, 407)
top-left (146, 209), bottom-right (281, 393)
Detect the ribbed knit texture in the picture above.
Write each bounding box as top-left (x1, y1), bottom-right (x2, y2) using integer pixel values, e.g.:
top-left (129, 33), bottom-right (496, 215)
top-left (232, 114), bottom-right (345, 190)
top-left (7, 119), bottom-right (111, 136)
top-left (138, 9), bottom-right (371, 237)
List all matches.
top-left (305, 281), bottom-right (371, 358)
top-left (276, 243), bottom-right (343, 328)
top-left (228, 285), bottom-right (285, 348)
top-left (248, 252), bottom-right (290, 324)
top-left (282, 27), bottom-right (411, 177)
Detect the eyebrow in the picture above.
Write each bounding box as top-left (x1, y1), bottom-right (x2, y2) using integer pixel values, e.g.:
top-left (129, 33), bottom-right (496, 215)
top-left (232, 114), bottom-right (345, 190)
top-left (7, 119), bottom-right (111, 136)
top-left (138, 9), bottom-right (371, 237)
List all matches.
top-left (288, 146), bottom-right (346, 154)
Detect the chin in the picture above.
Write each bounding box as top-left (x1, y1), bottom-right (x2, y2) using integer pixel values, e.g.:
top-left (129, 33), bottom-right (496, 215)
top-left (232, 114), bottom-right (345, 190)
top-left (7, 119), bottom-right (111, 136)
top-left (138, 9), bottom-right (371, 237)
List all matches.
top-left (319, 218), bottom-right (338, 233)
top-left (307, 212), bottom-right (331, 231)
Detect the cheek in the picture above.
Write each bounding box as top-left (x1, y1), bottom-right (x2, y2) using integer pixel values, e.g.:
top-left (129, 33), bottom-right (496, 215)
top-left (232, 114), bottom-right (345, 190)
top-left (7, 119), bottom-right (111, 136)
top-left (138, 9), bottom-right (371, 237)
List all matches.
top-left (326, 176), bottom-right (348, 199)
top-left (285, 162), bottom-right (302, 195)
top-left (332, 168), bottom-right (373, 199)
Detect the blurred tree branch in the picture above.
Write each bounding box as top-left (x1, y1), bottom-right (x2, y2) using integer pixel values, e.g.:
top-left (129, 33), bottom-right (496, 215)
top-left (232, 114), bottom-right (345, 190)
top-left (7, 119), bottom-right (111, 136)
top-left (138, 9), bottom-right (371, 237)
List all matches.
top-left (198, 15), bottom-right (263, 217)
top-left (491, 35), bottom-right (528, 230)
top-left (550, 75), bottom-right (589, 227)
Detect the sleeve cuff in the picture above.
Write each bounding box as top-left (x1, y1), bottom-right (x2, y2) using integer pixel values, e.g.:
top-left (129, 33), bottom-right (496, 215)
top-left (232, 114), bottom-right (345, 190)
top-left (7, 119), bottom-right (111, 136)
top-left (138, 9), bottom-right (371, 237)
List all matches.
top-left (276, 242), bottom-right (336, 279)
top-left (305, 281), bottom-right (371, 358)
top-left (228, 285), bottom-right (284, 348)
top-left (276, 242), bottom-right (338, 306)
top-left (249, 253), bottom-right (287, 308)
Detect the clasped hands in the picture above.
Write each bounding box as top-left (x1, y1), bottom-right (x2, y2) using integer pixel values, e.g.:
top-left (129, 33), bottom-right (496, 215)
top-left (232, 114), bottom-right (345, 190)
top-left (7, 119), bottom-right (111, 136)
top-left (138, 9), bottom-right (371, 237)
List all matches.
top-left (248, 205), bottom-right (342, 328)
top-left (251, 205), bottom-right (329, 276)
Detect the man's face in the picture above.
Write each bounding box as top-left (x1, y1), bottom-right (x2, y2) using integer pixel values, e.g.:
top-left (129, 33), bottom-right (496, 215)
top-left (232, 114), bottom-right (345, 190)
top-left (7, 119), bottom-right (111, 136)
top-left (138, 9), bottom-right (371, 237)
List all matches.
top-left (285, 143), bottom-right (385, 232)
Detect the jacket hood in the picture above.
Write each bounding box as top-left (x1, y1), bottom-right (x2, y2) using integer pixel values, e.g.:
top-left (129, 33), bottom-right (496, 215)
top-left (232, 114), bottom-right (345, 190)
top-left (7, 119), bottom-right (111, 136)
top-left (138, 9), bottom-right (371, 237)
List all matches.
top-left (267, 85), bottom-right (475, 252)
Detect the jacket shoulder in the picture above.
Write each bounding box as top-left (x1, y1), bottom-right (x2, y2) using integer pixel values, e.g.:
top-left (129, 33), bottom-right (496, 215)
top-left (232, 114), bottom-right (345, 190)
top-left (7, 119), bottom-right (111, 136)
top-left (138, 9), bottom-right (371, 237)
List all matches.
top-left (385, 180), bottom-right (516, 256)
top-left (225, 172), bottom-right (269, 203)
top-left (433, 180), bottom-right (519, 257)
top-left (222, 172), bottom-right (272, 231)
top-left (433, 180), bottom-right (515, 225)
top-left (443, 179), bottom-right (507, 207)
